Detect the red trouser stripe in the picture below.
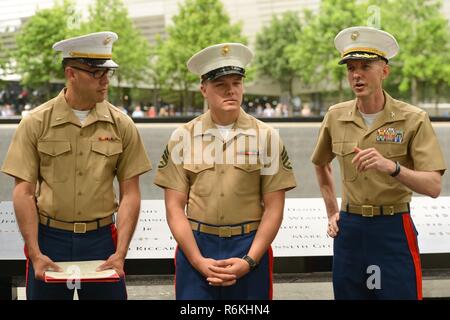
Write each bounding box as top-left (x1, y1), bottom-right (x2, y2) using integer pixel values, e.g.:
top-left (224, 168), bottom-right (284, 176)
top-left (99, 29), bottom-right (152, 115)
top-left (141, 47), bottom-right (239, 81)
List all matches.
top-left (402, 214), bottom-right (423, 300)
top-left (110, 224), bottom-right (118, 248)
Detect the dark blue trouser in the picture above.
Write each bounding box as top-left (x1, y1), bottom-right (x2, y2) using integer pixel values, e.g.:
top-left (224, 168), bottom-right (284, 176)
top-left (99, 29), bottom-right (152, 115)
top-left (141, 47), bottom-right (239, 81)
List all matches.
top-left (333, 211), bottom-right (422, 300)
top-left (26, 223), bottom-right (127, 300)
top-left (175, 230), bottom-right (272, 300)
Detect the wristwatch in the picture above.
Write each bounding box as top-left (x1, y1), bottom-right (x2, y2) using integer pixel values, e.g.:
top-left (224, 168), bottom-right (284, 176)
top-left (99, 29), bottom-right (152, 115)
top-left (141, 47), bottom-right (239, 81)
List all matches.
top-left (242, 255), bottom-right (258, 271)
top-left (390, 161), bottom-right (401, 177)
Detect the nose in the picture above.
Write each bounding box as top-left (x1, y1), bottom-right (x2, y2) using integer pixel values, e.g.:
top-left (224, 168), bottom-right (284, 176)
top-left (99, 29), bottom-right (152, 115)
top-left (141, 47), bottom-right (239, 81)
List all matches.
top-left (224, 83), bottom-right (235, 96)
top-left (99, 74), bottom-right (110, 85)
top-left (352, 70), bottom-right (361, 80)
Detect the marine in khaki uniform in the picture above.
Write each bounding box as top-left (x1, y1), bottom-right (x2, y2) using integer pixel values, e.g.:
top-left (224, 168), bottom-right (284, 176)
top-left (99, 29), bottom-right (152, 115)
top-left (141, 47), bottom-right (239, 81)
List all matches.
top-left (311, 26), bottom-right (446, 300)
top-left (1, 32), bottom-right (152, 300)
top-left (154, 43), bottom-right (296, 300)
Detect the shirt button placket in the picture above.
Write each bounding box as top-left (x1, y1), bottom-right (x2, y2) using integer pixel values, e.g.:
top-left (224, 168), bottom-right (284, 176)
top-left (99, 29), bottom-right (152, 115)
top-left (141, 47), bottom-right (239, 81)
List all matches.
top-left (75, 128), bottom-right (85, 216)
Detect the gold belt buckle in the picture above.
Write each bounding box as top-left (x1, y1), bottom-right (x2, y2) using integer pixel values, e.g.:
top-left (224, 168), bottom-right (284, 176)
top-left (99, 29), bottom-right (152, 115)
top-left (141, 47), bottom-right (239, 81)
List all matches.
top-left (218, 226), bottom-right (232, 238)
top-left (74, 223), bottom-right (87, 233)
top-left (361, 205), bottom-right (374, 218)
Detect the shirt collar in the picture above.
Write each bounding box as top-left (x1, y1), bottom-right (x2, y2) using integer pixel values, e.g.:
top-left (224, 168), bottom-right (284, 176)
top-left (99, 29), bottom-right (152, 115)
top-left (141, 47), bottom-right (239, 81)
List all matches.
top-left (337, 91), bottom-right (406, 132)
top-left (194, 108), bottom-right (256, 140)
top-left (50, 89), bottom-right (114, 127)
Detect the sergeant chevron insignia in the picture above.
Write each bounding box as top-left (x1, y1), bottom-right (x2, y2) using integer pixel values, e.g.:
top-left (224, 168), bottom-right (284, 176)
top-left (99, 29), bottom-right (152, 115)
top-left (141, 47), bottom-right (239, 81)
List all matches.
top-left (281, 146), bottom-right (292, 170)
top-left (158, 145), bottom-right (170, 168)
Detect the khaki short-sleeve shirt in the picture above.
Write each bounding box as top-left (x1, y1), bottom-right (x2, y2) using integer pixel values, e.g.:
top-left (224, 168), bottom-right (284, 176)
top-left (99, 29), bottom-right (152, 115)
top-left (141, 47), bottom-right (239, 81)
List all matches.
top-left (311, 91), bottom-right (446, 206)
top-left (154, 108), bottom-right (297, 225)
top-left (1, 90), bottom-right (152, 221)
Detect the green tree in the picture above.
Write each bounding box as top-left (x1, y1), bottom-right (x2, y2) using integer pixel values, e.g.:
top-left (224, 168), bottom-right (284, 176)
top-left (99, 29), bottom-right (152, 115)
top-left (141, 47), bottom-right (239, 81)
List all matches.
top-left (368, 0), bottom-right (450, 107)
top-left (0, 40), bottom-right (5, 70)
top-left (288, 0), bottom-right (365, 107)
top-left (155, 0), bottom-right (246, 113)
top-left (144, 41), bottom-right (166, 108)
top-left (78, 0), bottom-right (151, 104)
top-left (254, 11), bottom-right (302, 115)
top-left (0, 40), bottom-right (6, 87)
top-left (14, 0), bottom-right (77, 98)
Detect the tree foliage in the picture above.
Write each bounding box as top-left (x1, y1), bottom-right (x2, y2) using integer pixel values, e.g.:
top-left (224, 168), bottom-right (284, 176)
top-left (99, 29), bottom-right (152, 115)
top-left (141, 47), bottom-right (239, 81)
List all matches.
top-left (79, 0), bottom-right (151, 87)
top-left (368, 0), bottom-right (450, 105)
top-left (14, 0), bottom-right (77, 94)
top-left (288, 0), bottom-right (365, 102)
top-left (0, 39), bottom-right (7, 86)
top-left (12, 0), bottom-right (150, 103)
top-left (254, 11), bottom-right (302, 108)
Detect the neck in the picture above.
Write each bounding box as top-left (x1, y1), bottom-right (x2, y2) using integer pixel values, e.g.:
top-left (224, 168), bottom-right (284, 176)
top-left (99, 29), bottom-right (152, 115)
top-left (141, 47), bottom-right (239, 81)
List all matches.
top-left (65, 87), bottom-right (96, 111)
top-left (357, 89), bottom-right (385, 114)
top-left (210, 109), bottom-right (239, 125)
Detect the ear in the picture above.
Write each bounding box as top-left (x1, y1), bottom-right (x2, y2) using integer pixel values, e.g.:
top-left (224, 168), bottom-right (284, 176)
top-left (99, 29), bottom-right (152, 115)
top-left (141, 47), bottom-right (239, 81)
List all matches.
top-left (64, 67), bottom-right (76, 81)
top-left (200, 82), bottom-right (208, 98)
top-left (381, 63), bottom-right (390, 80)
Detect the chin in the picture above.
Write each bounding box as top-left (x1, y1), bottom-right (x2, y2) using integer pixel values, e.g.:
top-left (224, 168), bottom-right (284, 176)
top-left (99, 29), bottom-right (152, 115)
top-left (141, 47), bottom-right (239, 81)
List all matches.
top-left (223, 106), bottom-right (240, 114)
top-left (353, 89), bottom-right (368, 98)
top-left (222, 102), bottom-right (240, 110)
top-left (96, 93), bottom-right (107, 102)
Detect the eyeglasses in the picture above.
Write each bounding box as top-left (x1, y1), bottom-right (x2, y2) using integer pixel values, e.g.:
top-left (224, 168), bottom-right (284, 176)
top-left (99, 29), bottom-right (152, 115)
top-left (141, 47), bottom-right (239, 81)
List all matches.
top-left (70, 66), bottom-right (115, 79)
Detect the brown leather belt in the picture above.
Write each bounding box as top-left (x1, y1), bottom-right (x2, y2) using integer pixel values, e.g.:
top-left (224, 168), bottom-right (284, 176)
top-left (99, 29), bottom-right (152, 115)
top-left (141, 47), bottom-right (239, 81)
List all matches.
top-left (344, 203), bottom-right (410, 217)
top-left (189, 220), bottom-right (260, 238)
top-left (39, 214), bottom-right (114, 233)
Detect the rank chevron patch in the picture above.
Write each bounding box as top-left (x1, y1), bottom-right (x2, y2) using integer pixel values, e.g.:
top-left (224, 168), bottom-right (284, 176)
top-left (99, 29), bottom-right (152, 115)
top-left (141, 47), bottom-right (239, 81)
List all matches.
top-left (158, 145), bottom-right (170, 169)
top-left (281, 146), bottom-right (292, 170)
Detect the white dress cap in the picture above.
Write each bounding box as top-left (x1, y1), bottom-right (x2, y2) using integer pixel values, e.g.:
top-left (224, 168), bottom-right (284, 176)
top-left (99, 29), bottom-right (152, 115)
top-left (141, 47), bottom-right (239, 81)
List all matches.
top-left (187, 43), bottom-right (253, 81)
top-left (334, 26), bottom-right (399, 64)
top-left (53, 31), bottom-right (119, 68)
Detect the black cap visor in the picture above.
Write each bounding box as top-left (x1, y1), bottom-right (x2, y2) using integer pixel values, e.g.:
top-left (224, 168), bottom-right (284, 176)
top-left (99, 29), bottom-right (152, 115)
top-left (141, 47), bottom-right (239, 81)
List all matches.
top-left (65, 58), bottom-right (119, 69)
top-left (201, 66), bottom-right (245, 82)
top-left (339, 52), bottom-right (388, 65)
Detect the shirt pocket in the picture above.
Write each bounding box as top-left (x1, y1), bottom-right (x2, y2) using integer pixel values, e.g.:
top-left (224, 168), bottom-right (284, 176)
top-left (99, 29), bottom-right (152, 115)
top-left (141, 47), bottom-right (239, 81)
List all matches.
top-left (183, 163), bottom-right (215, 197)
top-left (37, 140), bottom-right (72, 183)
top-left (385, 143), bottom-right (407, 161)
top-left (332, 141), bottom-right (358, 182)
top-left (232, 163), bottom-right (262, 195)
top-left (91, 140), bottom-right (123, 181)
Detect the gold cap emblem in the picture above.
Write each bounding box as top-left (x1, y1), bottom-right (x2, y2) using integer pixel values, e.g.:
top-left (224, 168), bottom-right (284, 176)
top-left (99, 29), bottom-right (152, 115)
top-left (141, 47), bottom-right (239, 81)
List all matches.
top-left (103, 36), bottom-right (113, 46)
top-left (351, 31), bottom-right (360, 41)
top-left (221, 45), bottom-right (230, 56)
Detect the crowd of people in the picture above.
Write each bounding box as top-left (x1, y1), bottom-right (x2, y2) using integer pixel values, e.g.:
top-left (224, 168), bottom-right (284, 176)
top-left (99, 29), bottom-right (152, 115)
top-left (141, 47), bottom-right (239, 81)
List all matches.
top-left (120, 101), bottom-right (313, 119)
top-left (124, 104), bottom-right (177, 118)
top-left (0, 87), bottom-right (317, 119)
